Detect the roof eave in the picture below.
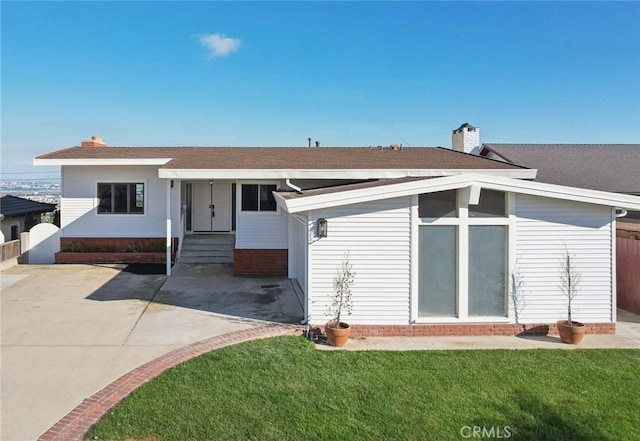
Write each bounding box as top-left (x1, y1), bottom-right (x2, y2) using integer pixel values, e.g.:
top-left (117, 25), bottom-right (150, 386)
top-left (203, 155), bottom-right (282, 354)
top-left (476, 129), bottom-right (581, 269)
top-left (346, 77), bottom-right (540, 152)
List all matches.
top-left (2, 208), bottom-right (56, 218)
top-left (158, 168), bottom-right (537, 180)
top-left (275, 173), bottom-right (640, 214)
top-left (34, 158), bottom-right (173, 166)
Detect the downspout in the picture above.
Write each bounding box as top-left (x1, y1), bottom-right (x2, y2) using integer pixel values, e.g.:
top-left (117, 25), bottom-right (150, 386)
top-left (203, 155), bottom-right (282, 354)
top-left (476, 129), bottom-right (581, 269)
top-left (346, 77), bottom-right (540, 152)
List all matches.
top-left (616, 208), bottom-right (628, 218)
top-left (285, 178), bottom-right (303, 194)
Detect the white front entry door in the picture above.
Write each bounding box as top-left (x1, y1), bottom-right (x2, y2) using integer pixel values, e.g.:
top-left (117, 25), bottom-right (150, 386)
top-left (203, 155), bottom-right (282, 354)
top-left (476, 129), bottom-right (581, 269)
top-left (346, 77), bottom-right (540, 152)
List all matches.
top-left (193, 182), bottom-right (232, 232)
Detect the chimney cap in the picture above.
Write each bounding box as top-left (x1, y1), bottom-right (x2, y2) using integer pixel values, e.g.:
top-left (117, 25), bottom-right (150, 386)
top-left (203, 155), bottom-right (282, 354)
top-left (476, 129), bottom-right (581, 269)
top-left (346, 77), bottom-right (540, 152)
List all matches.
top-left (453, 122), bottom-right (476, 134)
top-left (81, 135), bottom-right (107, 147)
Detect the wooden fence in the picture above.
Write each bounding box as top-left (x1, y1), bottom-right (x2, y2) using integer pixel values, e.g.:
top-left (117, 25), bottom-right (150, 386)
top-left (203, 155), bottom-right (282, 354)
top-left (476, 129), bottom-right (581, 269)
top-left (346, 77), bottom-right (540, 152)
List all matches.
top-left (0, 240), bottom-right (21, 262)
top-left (617, 236), bottom-right (640, 314)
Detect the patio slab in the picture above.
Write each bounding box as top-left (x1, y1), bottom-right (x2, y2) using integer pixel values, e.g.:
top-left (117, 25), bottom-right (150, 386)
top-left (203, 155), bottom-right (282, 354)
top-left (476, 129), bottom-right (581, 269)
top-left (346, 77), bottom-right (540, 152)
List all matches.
top-left (1, 263), bottom-right (303, 441)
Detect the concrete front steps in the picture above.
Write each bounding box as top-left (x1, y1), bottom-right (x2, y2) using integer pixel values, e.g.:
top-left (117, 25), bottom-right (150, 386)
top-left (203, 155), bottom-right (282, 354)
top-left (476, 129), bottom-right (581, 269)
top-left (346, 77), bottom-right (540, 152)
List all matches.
top-left (178, 234), bottom-right (234, 264)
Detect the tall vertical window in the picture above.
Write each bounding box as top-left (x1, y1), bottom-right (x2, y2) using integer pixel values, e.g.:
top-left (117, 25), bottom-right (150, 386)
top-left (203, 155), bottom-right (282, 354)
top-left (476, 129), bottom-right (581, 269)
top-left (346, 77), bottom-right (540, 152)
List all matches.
top-left (419, 226), bottom-right (457, 317)
top-left (241, 184), bottom-right (277, 212)
top-left (417, 189), bottom-right (509, 320)
top-left (468, 226), bottom-right (506, 316)
top-left (97, 183), bottom-right (144, 214)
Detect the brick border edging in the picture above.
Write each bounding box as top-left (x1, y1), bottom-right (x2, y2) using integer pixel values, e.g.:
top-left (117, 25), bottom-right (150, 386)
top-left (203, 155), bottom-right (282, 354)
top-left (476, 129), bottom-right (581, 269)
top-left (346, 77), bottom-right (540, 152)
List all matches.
top-left (315, 322), bottom-right (616, 337)
top-left (37, 324), bottom-right (302, 441)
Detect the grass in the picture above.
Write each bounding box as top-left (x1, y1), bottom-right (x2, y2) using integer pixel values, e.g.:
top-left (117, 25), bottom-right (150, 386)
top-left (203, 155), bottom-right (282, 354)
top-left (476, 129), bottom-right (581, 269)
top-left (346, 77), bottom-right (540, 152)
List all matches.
top-left (87, 337), bottom-right (640, 441)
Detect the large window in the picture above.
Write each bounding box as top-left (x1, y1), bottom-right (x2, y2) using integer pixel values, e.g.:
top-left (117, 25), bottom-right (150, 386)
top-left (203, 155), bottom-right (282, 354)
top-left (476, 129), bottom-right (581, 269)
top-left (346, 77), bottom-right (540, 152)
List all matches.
top-left (241, 184), bottom-right (277, 212)
top-left (417, 189), bottom-right (508, 320)
top-left (468, 226), bottom-right (506, 316)
top-left (419, 226), bottom-right (457, 316)
top-left (97, 183), bottom-right (144, 214)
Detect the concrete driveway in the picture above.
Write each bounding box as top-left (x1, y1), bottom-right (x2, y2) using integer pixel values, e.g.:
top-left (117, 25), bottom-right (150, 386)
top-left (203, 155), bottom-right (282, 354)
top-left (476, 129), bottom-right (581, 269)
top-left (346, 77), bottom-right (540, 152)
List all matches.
top-left (1, 263), bottom-right (302, 441)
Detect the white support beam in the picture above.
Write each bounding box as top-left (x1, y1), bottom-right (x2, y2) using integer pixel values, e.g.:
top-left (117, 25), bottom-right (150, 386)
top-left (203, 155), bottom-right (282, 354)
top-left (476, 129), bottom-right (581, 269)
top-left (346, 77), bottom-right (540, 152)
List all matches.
top-left (166, 179), bottom-right (172, 276)
top-left (468, 183), bottom-right (481, 205)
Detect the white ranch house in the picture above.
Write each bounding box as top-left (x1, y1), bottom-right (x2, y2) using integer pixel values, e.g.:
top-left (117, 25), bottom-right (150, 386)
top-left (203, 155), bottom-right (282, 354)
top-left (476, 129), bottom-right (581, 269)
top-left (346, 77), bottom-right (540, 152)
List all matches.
top-left (35, 135), bottom-right (640, 336)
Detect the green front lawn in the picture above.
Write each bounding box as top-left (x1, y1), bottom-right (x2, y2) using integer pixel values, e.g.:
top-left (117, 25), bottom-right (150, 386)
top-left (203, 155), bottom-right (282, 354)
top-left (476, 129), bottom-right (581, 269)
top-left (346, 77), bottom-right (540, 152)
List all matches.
top-left (87, 337), bottom-right (640, 441)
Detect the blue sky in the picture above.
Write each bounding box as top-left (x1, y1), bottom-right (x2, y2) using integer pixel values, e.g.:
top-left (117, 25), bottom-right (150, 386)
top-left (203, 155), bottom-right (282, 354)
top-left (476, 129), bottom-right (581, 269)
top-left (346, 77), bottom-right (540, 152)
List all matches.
top-left (2, 1), bottom-right (639, 180)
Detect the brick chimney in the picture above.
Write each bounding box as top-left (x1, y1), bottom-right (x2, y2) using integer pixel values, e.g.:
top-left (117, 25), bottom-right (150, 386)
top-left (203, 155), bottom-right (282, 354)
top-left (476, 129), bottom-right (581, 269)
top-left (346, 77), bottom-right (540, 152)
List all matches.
top-left (81, 136), bottom-right (107, 147)
top-left (452, 123), bottom-right (479, 154)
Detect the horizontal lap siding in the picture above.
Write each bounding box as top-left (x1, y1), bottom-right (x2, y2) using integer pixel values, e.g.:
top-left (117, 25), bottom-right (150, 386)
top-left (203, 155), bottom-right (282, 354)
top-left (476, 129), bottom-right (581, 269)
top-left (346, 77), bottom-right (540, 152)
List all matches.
top-left (235, 180), bottom-right (288, 249)
top-left (61, 166), bottom-right (169, 238)
top-left (235, 212), bottom-right (288, 249)
top-left (309, 197), bottom-right (411, 325)
top-left (515, 195), bottom-right (613, 323)
top-left (292, 216), bottom-right (308, 294)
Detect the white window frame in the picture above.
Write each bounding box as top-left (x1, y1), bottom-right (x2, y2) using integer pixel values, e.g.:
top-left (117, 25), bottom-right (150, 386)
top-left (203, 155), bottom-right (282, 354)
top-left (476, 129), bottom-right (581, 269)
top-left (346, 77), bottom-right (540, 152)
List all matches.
top-left (410, 189), bottom-right (516, 323)
top-left (95, 180), bottom-right (147, 216)
top-left (238, 180), bottom-right (281, 215)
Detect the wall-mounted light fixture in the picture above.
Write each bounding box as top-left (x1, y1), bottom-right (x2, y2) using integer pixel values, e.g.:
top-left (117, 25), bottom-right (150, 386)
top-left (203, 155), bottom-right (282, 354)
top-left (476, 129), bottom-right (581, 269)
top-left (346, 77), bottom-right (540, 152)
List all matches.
top-left (170, 180), bottom-right (174, 188)
top-left (317, 218), bottom-right (328, 238)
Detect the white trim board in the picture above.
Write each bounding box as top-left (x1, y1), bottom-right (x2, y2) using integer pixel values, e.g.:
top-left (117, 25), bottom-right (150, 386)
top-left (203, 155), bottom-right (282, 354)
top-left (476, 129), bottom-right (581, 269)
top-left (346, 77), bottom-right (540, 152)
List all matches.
top-left (276, 173), bottom-right (640, 214)
top-left (34, 158), bottom-right (173, 166)
top-left (157, 168), bottom-right (536, 180)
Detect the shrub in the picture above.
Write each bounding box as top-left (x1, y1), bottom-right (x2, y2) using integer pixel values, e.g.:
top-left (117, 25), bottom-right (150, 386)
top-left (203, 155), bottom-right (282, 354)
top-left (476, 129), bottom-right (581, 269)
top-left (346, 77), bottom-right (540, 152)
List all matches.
top-left (61, 241), bottom-right (88, 253)
top-left (148, 240), bottom-right (166, 253)
top-left (123, 243), bottom-right (140, 253)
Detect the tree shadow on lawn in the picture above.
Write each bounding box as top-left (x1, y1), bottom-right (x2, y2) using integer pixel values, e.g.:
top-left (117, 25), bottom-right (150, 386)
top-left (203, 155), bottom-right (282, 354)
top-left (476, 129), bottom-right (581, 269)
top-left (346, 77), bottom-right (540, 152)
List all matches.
top-left (474, 389), bottom-right (611, 441)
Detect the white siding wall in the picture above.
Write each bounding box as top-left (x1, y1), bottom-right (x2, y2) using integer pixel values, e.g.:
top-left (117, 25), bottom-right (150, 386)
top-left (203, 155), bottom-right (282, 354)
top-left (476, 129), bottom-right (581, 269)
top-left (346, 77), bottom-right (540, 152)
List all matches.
top-left (1, 218), bottom-right (24, 242)
top-left (236, 211), bottom-right (288, 249)
top-left (515, 194), bottom-right (614, 323)
top-left (288, 214), bottom-right (308, 294)
top-left (235, 180), bottom-right (288, 249)
top-left (61, 166), bottom-right (177, 238)
top-left (308, 196), bottom-right (412, 325)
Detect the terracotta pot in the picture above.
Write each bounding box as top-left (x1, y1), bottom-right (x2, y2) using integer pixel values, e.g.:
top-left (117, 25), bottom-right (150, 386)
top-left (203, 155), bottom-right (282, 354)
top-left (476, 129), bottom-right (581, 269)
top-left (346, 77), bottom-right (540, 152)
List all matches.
top-left (556, 320), bottom-right (586, 344)
top-left (325, 321), bottom-right (351, 347)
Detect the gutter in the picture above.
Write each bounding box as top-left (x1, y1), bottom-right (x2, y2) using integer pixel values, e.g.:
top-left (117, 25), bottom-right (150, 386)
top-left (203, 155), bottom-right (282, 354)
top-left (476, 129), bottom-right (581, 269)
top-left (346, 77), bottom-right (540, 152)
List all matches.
top-left (285, 178), bottom-right (303, 194)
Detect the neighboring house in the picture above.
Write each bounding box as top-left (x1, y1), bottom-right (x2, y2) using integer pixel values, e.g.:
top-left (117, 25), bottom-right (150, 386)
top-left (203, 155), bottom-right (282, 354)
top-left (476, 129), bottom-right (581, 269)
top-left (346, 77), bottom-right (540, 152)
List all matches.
top-left (478, 143), bottom-right (640, 220)
top-left (479, 143), bottom-right (640, 195)
top-left (34, 134), bottom-right (640, 336)
top-left (0, 195), bottom-right (57, 242)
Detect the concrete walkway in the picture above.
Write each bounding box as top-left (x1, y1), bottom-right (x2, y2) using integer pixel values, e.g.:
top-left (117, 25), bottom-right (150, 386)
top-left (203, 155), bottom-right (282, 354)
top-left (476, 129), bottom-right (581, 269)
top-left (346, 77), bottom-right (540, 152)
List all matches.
top-left (318, 309), bottom-right (640, 351)
top-left (1, 263), bottom-right (302, 441)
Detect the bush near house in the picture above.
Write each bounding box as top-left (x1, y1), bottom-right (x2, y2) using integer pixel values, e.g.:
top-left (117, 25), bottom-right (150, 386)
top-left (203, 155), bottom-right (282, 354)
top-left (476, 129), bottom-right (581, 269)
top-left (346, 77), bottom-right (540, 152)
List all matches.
top-left (55, 238), bottom-right (177, 264)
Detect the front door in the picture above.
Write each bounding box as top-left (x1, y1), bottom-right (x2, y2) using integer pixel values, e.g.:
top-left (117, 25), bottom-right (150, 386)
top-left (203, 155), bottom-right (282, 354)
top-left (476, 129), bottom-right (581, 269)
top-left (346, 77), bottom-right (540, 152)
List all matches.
top-left (193, 182), bottom-right (232, 232)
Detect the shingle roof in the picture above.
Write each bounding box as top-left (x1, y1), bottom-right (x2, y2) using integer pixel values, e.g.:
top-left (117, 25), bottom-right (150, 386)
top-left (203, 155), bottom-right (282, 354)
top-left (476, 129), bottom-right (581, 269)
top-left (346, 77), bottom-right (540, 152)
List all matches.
top-left (36, 146), bottom-right (526, 171)
top-left (480, 144), bottom-right (640, 194)
top-left (0, 195), bottom-right (57, 218)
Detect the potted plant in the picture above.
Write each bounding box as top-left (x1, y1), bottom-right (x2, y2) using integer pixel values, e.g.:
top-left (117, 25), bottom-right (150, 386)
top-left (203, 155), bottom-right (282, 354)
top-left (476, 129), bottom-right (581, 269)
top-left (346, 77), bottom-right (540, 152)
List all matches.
top-left (556, 251), bottom-right (586, 344)
top-left (325, 254), bottom-right (355, 347)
